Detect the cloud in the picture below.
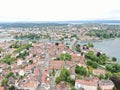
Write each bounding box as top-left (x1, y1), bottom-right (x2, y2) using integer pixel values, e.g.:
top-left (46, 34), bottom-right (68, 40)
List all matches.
top-left (0, 0), bottom-right (120, 21)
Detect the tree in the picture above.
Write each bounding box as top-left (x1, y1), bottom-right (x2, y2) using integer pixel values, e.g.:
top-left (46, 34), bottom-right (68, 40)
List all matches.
top-left (71, 87), bottom-right (76, 90)
top-left (52, 68), bottom-right (56, 77)
top-left (88, 42), bottom-right (94, 48)
top-left (29, 60), bottom-right (33, 64)
top-left (75, 44), bottom-right (81, 52)
top-left (99, 74), bottom-right (104, 80)
top-left (110, 76), bottom-right (120, 90)
top-left (6, 72), bottom-right (14, 78)
top-left (55, 42), bottom-right (59, 46)
top-left (33, 54), bottom-right (36, 57)
top-left (0, 54), bottom-right (16, 65)
top-left (60, 67), bottom-right (70, 82)
top-left (0, 48), bottom-right (2, 53)
top-left (1, 78), bottom-right (8, 86)
top-left (55, 77), bottom-right (61, 84)
top-left (96, 52), bottom-right (101, 57)
top-left (112, 57), bottom-right (117, 62)
top-left (105, 72), bottom-right (112, 79)
top-left (75, 65), bottom-right (87, 76)
top-left (60, 53), bottom-right (71, 61)
top-left (87, 60), bottom-right (98, 68)
top-left (9, 85), bottom-right (15, 90)
top-left (106, 64), bottom-right (120, 73)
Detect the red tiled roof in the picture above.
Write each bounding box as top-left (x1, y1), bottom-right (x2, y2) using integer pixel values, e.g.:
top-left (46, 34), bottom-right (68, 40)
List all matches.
top-left (34, 68), bottom-right (39, 75)
top-left (49, 61), bottom-right (64, 70)
top-left (93, 69), bottom-right (106, 75)
top-left (56, 83), bottom-right (70, 90)
top-left (0, 87), bottom-right (5, 90)
top-left (41, 70), bottom-right (49, 84)
top-left (23, 81), bottom-right (37, 87)
top-left (76, 79), bottom-right (97, 86)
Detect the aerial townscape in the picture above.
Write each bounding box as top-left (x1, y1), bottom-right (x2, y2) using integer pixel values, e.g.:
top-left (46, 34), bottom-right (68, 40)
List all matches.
top-left (0, 22), bottom-right (120, 90)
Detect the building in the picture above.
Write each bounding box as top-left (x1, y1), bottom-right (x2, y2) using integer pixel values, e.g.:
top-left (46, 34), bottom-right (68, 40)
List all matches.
top-left (75, 79), bottom-right (98, 90)
top-left (98, 80), bottom-right (114, 90)
top-left (56, 82), bottom-right (70, 90)
top-left (93, 69), bottom-right (106, 76)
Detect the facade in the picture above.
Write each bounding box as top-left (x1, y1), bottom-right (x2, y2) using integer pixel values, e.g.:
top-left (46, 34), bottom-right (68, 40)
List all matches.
top-left (75, 79), bottom-right (98, 90)
top-left (98, 80), bottom-right (114, 90)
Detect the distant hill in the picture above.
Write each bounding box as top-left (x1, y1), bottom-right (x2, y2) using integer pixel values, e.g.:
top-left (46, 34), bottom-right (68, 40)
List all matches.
top-left (0, 20), bottom-right (120, 28)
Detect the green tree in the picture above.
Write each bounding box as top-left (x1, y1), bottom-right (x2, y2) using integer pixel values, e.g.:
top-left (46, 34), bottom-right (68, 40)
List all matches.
top-left (106, 64), bottom-right (120, 73)
top-left (75, 65), bottom-right (87, 76)
top-left (99, 74), bottom-right (104, 80)
top-left (1, 78), bottom-right (8, 86)
top-left (0, 48), bottom-right (2, 53)
top-left (7, 72), bottom-right (14, 78)
top-left (0, 54), bottom-right (16, 65)
top-left (87, 60), bottom-right (98, 68)
top-left (29, 60), bottom-right (33, 64)
top-left (71, 87), bottom-right (76, 90)
top-left (55, 77), bottom-right (61, 84)
top-left (88, 42), bottom-right (94, 48)
top-left (75, 44), bottom-right (81, 52)
top-left (105, 72), bottom-right (112, 79)
top-left (60, 67), bottom-right (70, 82)
top-left (60, 53), bottom-right (71, 61)
top-left (112, 57), bottom-right (117, 62)
top-left (9, 85), bottom-right (15, 90)
top-left (52, 68), bottom-right (56, 77)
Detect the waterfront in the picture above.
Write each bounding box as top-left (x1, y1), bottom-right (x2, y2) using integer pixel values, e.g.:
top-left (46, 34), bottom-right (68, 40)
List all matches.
top-left (93, 38), bottom-right (120, 63)
top-left (78, 38), bottom-right (120, 63)
top-left (1, 37), bottom-right (120, 63)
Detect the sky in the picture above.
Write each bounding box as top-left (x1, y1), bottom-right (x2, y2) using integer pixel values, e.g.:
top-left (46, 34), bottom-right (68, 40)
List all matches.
top-left (0, 0), bottom-right (120, 22)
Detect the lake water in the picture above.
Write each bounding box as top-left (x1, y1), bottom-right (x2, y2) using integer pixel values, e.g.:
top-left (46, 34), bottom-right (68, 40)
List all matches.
top-left (78, 38), bottom-right (120, 63)
top-left (93, 38), bottom-right (120, 63)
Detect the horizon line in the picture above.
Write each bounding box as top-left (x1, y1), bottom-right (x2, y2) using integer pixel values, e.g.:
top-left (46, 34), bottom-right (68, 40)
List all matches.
top-left (1, 19), bottom-right (120, 23)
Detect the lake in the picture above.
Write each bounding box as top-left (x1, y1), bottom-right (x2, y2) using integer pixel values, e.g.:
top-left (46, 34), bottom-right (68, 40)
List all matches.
top-left (93, 38), bottom-right (120, 63)
top-left (78, 38), bottom-right (120, 63)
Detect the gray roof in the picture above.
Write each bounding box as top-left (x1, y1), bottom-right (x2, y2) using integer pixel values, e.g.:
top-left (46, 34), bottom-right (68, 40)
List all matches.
top-left (99, 80), bottom-right (114, 86)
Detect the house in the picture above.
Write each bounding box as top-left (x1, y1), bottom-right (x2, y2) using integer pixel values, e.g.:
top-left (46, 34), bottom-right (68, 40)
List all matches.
top-left (18, 80), bottom-right (39, 90)
top-left (49, 61), bottom-right (64, 70)
top-left (75, 79), bottom-right (98, 90)
top-left (0, 86), bottom-right (6, 90)
top-left (98, 80), bottom-right (114, 90)
top-left (22, 80), bottom-right (38, 90)
top-left (93, 69), bottom-right (106, 76)
top-left (17, 59), bottom-right (23, 65)
top-left (41, 69), bottom-right (50, 86)
top-left (56, 82), bottom-right (70, 90)
top-left (19, 70), bottom-right (25, 76)
top-left (8, 77), bottom-right (15, 85)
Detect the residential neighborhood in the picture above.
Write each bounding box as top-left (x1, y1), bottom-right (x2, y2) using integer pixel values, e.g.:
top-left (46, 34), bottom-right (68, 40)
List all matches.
top-left (0, 23), bottom-right (120, 90)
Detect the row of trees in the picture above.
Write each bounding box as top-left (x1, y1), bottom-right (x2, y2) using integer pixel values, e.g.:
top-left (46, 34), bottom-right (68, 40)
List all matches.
top-left (16, 51), bottom-right (29, 59)
top-left (1, 71), bottom-right (16, 90)
top-left (85, 51), bottom-right (108, 65)
top-left (9, 41), bottom-right (21, 48)
top-left (0, 54), bottom-right (16, 65)
top-left (86, 29), bottom-right (116, 39)
top-left (14, 33), bottom-right (41, 40)
top-left (14, 44), bottom-right (32, 53)
top-left (87, 59), bottom-right (98, 68)
top-left (106, 64), bottom-right (120, 73)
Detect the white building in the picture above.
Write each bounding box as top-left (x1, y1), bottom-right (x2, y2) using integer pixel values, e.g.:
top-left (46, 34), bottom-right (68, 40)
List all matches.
top-left (75, 79), bottom-right (98, 90)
